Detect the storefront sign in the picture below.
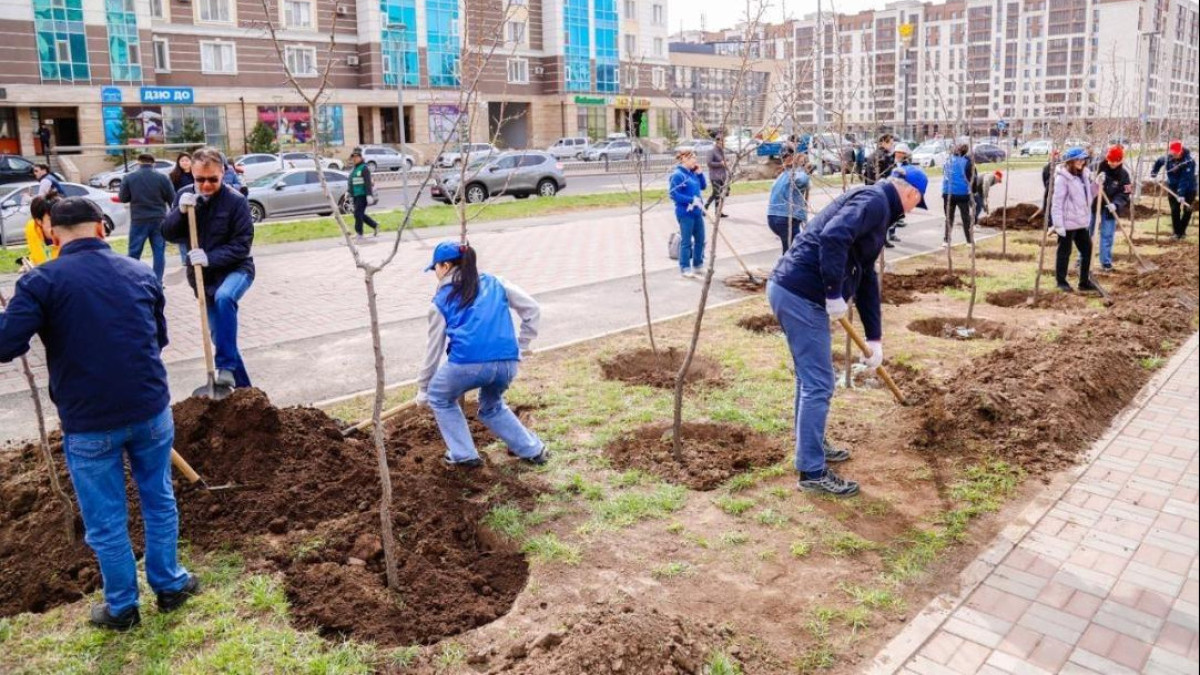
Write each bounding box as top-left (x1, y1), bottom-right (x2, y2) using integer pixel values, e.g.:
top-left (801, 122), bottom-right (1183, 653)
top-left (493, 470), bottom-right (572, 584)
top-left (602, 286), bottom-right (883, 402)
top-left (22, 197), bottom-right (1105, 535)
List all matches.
top-left (613, 96), bottom-right (651, 109)
top-left (573, 95), bottom-right (608, 106)
top-left (429, 104), bottom-right (464, 143)
top-left (101, 87), bottom-right (122, 103)
top-left (140, 86), bottom-right (194, 105)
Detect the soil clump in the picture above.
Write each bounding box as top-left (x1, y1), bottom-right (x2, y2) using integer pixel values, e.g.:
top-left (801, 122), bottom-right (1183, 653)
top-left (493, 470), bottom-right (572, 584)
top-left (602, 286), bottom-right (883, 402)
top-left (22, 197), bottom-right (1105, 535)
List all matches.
top-left (723, 274), bottom-right (768, 293)
top-left (908, 317), bottom-right (1011, 341)
top-left (975, 251), bottom-right (1035, 262)
top-left (977, 203), bottom-right (1042, 230)
top-left (986, 288), bottom-right (1090, 309)
top-left (604, 423), bottom-right (781, 490)
top-left (883, 268), bottom-right (964, 306)
top-left (599, 347), bottom-right (721, 389)
top-left (736, 313), bottom-right (782, 334)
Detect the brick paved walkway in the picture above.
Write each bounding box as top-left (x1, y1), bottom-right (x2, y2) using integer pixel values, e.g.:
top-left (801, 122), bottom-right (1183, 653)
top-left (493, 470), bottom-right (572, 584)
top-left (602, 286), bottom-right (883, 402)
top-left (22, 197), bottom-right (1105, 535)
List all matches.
top-left (878, 333), bottom-right (1199, 675)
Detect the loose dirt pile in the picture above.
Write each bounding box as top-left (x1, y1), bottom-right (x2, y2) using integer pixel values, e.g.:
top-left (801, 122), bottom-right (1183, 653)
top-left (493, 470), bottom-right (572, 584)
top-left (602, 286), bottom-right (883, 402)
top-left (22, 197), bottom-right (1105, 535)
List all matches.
top-left (599, 347), bottom-right (722, 389)
top-left (975, 251), bottom-right (1035, 262)
top-left (913, 246), bottom-right (1199, 477)
top-left (604, 423), bottom-right (782, 490)
top-left (977, 203), bottom-right (1042, 230)
top-left (736, 313), bottom-right (782, 334)
top-left (723, 274), bottom-right (768, 293)
top-left (986, 288), bottom-right (1090, 309)
top-left (1121, 204), bottom-right (1169, 219)
top-left (907, 317), bottom-right (1011, 341)
top-left (883, 268), bottom-right (965, 306)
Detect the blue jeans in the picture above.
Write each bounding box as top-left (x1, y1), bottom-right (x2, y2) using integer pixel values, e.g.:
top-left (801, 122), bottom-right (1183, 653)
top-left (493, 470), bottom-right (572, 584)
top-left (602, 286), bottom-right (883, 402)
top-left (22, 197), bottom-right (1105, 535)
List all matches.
top-left (676, 210), bottom-right (706, 271)
top-left (767, 281), bottom-right (834, 476)
top-left (427, 360), bottom-right (544, 462)
top-left (207, 271), bottom-right (253, 387)
top-left (767, 214), bottom-right (804, 253)
top-left (1096, 210), bottom-right (1117, 267)
top-left (62, 407), bottom-right (190, 614)
top-left (128, 219), bottom-right (166, 284)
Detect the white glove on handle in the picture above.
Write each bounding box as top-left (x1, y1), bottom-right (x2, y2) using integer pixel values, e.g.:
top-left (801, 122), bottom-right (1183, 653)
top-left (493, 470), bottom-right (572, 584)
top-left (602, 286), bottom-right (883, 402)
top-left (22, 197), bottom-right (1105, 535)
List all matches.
top-left (862, 341), bottom-right (884, 370)
top-left (178, 192), bottom-right (199, 209)
top-left (688, 196), bottom-right (704, 212)
top-left (826, 297), bottom-right (849, 322)
top-left (1106, 203), bottom-right (1118, 216)
top-left (187, 248), bottom-right (209, 267)
top-left (415, 390), bottom-right (429, 407)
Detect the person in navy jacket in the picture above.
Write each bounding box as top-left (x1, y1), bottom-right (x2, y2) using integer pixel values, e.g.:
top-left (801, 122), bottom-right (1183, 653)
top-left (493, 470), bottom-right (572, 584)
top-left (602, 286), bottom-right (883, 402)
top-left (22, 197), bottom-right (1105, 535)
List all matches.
top-left (0, 197), bottom-right (198, 631)
top-left (162, 147), bottom-right (255, 389)
top-left (768, 166), bottom-right (930, 497)
top-left (668, 149), bottom-right (708, 278)
top-left (416, 241), bottom-right (549, 468)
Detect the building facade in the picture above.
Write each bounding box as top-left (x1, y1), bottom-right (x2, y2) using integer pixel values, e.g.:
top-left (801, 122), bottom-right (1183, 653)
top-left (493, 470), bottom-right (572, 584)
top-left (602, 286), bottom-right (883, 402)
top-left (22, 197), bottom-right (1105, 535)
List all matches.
top-left (0, 0), bottom-right (678, 178)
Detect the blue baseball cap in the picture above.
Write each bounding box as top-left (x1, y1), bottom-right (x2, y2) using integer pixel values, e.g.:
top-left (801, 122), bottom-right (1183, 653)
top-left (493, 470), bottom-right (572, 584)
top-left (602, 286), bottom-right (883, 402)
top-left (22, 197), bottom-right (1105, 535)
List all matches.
top-left (425, 240), bottom-right (464, 271)
top-left (1062, 146), bottom-right (1089, 162)
top-left (890, 165), bottom-right (929, 209)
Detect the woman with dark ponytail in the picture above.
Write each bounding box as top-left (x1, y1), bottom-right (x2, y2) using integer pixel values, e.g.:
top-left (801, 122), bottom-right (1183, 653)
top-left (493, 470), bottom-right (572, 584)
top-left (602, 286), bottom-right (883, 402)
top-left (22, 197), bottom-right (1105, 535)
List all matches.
top-left (416, 241), bottom-right (548, 468)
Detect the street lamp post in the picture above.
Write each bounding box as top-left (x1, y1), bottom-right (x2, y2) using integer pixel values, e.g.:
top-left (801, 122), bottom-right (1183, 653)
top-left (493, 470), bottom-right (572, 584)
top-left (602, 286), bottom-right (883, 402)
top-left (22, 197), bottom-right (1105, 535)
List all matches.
top-left (388, 21), bottom-right (410, 210)
top-left (899, 23), bottom-right (913, 141)
top-left (273, 95), bottom-right (285, 170)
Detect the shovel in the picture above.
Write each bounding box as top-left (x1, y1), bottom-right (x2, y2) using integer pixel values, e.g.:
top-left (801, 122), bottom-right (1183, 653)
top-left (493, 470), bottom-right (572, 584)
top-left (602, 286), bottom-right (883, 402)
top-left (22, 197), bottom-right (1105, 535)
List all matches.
top-left (342, 398), bottom-right (420, 436)
top-left (170, 448), bottom-right (246, 492)
top-left (1156, 181), bottom-right (1196, 231)
top-left (837, 317), bottom-right (907, 405)
top-left (186, 204), bottom-right (234, 400)
top-left (1099, 191), bottom-right (1157, 273)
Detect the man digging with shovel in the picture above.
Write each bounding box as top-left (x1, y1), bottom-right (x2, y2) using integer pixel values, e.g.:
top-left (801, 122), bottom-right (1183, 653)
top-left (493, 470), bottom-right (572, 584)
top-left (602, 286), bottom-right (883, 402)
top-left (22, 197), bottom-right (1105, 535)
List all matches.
top-left (0, 197), bottom-right (199, 631)
top-left (767, 167), bottom-right (930, 497)
top-left (163, 146), bottom-right (256, 393)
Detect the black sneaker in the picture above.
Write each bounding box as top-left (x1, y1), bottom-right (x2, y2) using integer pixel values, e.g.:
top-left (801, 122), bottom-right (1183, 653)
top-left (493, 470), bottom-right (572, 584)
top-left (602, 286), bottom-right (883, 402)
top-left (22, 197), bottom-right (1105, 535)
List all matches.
top-left (884, 240), bottom-right (896, 249)
top-left (89, 604), bottom-right (140, 631)
top-left (442, 454), bottom-right (484, 469)
top-left (890, 234), bottom-right (901, 242)
top-left (797, 469), bottom-right (860, 497)
top-left (1078, 280), bottom-right (1100, 292)
top-left (520, 447), bottom-right (551, 466)
top-left (823, 439), bottom-right (851, 463)
top-left (157, 575), bottom-right (201, 613)
top-left (1056, 282), bottom-right (1074, 293)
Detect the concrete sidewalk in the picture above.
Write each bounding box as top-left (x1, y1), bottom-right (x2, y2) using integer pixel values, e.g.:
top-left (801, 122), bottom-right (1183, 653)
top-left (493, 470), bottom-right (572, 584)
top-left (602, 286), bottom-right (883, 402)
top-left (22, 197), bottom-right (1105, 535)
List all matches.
top-left (872, 333), bottom-right (1200, 675)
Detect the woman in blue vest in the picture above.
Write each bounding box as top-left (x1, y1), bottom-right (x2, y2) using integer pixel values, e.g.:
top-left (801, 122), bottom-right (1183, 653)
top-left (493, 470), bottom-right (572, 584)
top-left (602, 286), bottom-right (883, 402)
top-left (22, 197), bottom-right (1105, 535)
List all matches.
top-left (668, 149), bottom-right (708, 278)
top-left (348, 150), bottom-right (380, 240)
top-left (416, 241), bottom-right (549, 468)
top-left (942, 144), bottom-right (976, 247)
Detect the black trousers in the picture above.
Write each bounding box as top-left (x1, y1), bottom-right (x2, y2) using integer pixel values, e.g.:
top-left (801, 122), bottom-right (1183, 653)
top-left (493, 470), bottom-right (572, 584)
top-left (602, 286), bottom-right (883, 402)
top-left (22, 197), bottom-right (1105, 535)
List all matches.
top-left (353, 195), bottom-right (379, 236)
top-left (705, 177), bottom-right (728, 210)
top-left (1168, 194), bottom-right (1195, 239)
top-left (944, 194), bottom-right (973, 244)
top-left (1055, 229), bottom-right (1093, 287)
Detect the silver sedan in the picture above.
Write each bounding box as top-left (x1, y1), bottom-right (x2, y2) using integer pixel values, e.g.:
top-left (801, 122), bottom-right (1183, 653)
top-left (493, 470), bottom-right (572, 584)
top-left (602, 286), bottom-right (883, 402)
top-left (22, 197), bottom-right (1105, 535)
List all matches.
top-left (244, 169), bottom-right (358, 223)
top-left (1, 180), bottom-right (130, 245)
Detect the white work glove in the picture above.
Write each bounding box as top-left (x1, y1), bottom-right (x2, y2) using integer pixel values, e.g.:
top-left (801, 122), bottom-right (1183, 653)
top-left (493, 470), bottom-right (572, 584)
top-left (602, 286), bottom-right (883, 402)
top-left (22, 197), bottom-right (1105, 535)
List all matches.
top-left (861, 341), bottom-right (884, 369)
top-left (1106, 203), bottom-right (1118, 216)
top-left (414, 390), bottom-right (429, 407)
top-left (825, 297), bottom-right (848, 322)
top-left (1048, 223), bottom-right (1065, 237)
top-left (178, 192), bottom-right (199, 209)
top-left (688, 196), bottom-right (704, 212)
top-left (187, 248), bottom-right (209, 267)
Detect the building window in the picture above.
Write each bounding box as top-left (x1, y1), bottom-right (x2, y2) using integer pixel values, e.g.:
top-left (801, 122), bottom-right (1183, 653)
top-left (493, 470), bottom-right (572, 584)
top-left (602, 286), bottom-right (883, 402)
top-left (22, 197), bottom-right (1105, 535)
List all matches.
top-left (284, 0), bottom-right (313, 29)
top-left (624, 34), bottom-right (637, 56)
top-left (105, 0), bottom-right (142, 82)
top-left (651, 66), bottom-right (665, 89)
top-left (285, 46), bottom-right (317, 76)
top-left (652, 3), bottom-right (664, 25)
top-left (622, 64), bottom-right (639, 88)
top-left (200, 41), bottom-right (236, 73)
top-left (595, 0), bottom-right (619, 92)
top-left (197, 0), bottom-right (231, 23)
top-left (153, 38), bottom-right (170, 72)
top-left (149, 0), bottom-right (164, 19)
top-left (654, 37), bottom-right (663, 56)
top-left (564, 0), bottom-right (591, 91)
top-left (577, 105), bottom-right (606, 139)
top-left (427, 0), bottom-right (460, 87)
top-left (506, 20), bottom-right (526, 44)
top-left (163, 105), bottom-right (228, 149)
top-left (624, 0), bottom-right (635, 19)
top-left (507, 58), bottom-right (529, 83)
top-left (381, 0), bottom-right (419, 87)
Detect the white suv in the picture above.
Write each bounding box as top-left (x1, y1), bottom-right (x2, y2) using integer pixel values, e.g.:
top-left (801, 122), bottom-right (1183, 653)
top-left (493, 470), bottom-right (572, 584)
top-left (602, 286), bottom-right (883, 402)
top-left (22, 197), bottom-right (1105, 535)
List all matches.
top-left (547, 137), bottom-right (590, 160)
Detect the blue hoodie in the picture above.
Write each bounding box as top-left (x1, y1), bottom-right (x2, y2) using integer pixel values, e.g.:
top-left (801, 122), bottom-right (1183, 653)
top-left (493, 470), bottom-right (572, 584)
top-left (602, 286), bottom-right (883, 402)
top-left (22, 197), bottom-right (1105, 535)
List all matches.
top-left (668, 164), bottom-right (707, 217)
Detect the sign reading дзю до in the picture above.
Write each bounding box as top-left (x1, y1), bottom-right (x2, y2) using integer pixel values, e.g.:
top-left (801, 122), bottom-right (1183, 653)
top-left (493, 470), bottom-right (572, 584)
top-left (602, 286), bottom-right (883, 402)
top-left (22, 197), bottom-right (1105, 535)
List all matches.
top-left (140, 87), bottom-right (195, 105)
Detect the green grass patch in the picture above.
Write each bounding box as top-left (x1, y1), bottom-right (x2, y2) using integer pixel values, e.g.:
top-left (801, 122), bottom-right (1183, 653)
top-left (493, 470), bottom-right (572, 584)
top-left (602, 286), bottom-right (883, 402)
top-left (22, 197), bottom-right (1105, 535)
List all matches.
top-left (720, 531), bottom-right (751, 547)
top-left (795, 644), bottom-right (836, 673)
top-left (651, 561), bottom-right (694, 579)
top-left (822, 531), bottom-right (878, 557)
top-left (789, 541), bottom-right (813, 558)
top-left (482, 504), bottom-right (527, 540)
top-left (840, 583), bottom-right (904, 611)
top-left (704, 649), bottom-right (745, 675)
top-left (584, 484), bottom-right (688, 531)
top-left (559, 474), bottom-right (606, 501)
top-left (520, 534), bottom-right (582, 565)
top-left (714, 496), bottom-right (757, 516)
top-left (754, 508), bottom-right (790, 528)
top-left (389, 645), bottom-right (421, 669)
top-left (1139, 355), bottom-right (1166, 370)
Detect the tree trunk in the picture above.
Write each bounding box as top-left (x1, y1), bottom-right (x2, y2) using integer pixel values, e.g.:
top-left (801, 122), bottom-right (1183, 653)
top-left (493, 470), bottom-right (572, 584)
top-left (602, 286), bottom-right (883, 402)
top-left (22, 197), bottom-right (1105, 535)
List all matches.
top-left (1033, 159), bottom-right (1057, 300)
top-left (945, 203), bottom-right (955, 274)
top-left (966, 198), bottom-right (978, 323)
top-left (843, 305), bottom-right (853, 388)
top-left (1001, 153), bottom-right (1012, 254)
top-left (636, 157), bottom-right (656, 354)
top-left (671, 214), bottom-right (723, 462)
top-left (363, 272), bottom-right (401, 591)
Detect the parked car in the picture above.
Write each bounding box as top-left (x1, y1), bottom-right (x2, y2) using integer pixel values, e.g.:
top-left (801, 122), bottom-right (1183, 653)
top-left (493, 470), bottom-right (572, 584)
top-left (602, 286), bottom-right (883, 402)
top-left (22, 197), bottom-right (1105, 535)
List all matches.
top-left (245, 169), bottom-right (353, 223)
top-left (88, 158), bottom-right (175, 191)
top-left (279, 152), bottom-right (344, 171)
top-left (971, 143), bottom-right (1008, 164)
top-left (1019, 140), bottom-right (1053, 156)
top-left (435, 143), bottom-right (500, 169)
top-left (911, 140), bottom-right (952, 168)
top-left (356, 145), bottom-right (415, 172)
top-left (583, 140), bottom-right (643, 162)
top-left (1, 180), bottom-right (130, 244)
top-left (233, 153), bottom-right (284, 181)
top-left (0, 155), bottom-right (47, 186)
top-left (724, 133), bottom-right (759, 154)
top-left (606, 132), bottom-right (630, 141)
top-left (430, 151), bottom-right (566, 205)
top-left (674, 139), bottom-right (716, 156)
top-left (547, 137), bottom-right (591, 160)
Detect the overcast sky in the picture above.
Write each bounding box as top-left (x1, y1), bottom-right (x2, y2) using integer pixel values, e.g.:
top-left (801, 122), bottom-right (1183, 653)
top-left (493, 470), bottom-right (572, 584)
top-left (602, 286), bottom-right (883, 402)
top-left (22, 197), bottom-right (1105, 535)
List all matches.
top-left (669, 0), bottom-right (890, 33)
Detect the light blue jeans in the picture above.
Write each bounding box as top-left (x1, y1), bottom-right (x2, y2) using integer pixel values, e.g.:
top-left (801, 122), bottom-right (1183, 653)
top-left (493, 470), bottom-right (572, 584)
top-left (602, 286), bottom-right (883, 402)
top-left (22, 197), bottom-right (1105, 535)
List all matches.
top-left (427, 360), bottom-right (544, 462)
top-left (128, 219), bottom-right (166, 284)
top-left (1097, 210), bottom-right (1117, 268)
top-left (767, 281), bottom-right (835, 477)
top-left (207, 270), bottom-right (253, 387)
top-left (62, 407), bottom-right (190, 614)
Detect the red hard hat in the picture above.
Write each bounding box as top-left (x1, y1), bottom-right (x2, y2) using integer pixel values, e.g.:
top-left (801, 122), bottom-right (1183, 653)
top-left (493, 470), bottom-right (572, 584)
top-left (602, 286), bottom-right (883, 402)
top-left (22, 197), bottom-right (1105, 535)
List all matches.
top-left (1106, 146), bottom-right (1124, 163)
top-left (1169, 140), bottom-right (1183, 154)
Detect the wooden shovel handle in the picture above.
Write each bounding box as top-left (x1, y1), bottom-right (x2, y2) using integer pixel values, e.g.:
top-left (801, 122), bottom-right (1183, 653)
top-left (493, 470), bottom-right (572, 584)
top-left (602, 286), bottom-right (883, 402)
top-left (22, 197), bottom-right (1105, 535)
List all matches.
top-left (186, 206), bottom-right (219, 386)
top-left (170, 449), bottom-right (202, 483)
top-left (837, 317), bottom-right (907, 405)
top-left (342, 399), bottom-right (419, 436)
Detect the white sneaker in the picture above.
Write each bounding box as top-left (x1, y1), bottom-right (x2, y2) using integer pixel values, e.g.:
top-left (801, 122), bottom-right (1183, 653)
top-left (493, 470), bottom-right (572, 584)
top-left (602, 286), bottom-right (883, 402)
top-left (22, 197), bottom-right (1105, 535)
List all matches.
top-left (681, 268), bottom-right (695, 279)
top-left (941, 242), bottom-right (950, 249)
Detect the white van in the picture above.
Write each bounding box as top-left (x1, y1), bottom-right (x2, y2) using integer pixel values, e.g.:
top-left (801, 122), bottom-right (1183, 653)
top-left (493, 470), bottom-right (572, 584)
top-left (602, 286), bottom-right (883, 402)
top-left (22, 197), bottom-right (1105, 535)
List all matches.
top-left (547, 137), bottom-right (591, 160)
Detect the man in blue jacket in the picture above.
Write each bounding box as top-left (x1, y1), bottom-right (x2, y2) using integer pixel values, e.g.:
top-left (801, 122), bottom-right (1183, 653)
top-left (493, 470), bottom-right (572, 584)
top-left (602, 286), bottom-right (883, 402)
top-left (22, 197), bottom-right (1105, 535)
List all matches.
top-left (162, 146), bottom-right (256, 388)
top-left (0, 197), bottom-right (198, 631)
top-left (1151, 140), bottom-right (1197, 240)
top-left (768, 166), bottom-right (929, 497)
top-left (119, 153), bottom-right (176, 284)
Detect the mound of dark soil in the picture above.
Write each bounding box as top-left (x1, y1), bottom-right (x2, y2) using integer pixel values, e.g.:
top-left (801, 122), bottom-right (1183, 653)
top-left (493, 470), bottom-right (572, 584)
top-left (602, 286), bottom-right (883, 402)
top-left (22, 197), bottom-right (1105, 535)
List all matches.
top-left (975, 251), bottom-right (1035, 262)
top-left (986, 288), bottom-right (1089, 309)
top-left (723, 274), bottom-right (768, 293)
top-left (978, 203), bottom-right (1043, 230)
top-left (908, 317), bottom-right (1011, 341)
top-left (736, 313), bottom-right (781, 334)
top-left (886, 268), bottom-right (964, 294)
top-left (604, 423), bottom-right (781, 490)
top-left (599, 347), bottom-right (721, 389)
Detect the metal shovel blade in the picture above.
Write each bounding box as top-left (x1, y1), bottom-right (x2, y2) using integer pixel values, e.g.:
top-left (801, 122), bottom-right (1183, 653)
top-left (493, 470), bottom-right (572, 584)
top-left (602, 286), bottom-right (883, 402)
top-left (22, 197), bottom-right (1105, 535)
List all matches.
top-left (192, 373), bottom-right (234, 400)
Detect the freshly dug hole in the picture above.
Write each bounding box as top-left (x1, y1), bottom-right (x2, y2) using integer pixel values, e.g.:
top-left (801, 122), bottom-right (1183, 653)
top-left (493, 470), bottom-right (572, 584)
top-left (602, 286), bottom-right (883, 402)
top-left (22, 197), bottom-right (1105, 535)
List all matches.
top-left (908, 317), bottom-right (1011, 341)
top-left (883, 268), bottom-right (964, 305)
top-left (604, 423), bottom-right (781, 490)
top-left (977, 203), bottom-right (1042, 230)
top-left (975, 251), bottom-right (1035, 262)
top-left (599, 347), bottom-right (721, 389)
top-left (986, 288), bottom-right (1089, 309)
top-left (736, 313), bottom-right (781, 333)
top-left (723, 274), bottom-right (768, 293)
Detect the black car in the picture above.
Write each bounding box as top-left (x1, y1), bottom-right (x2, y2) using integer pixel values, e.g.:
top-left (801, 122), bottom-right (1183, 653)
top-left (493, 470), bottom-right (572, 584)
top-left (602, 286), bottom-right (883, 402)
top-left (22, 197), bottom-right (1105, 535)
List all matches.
top-left (971, 143), bottom-right (1008, 164)
top-left (0, 155), bottom-right (39, 185)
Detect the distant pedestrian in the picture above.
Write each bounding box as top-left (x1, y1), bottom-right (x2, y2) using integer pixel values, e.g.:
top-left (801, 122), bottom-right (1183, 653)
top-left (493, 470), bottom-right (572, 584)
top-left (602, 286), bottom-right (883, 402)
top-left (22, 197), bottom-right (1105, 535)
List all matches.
top-left (415, 241), bottom-right (548, 469)
top-left (119, 153), bottom-right (176, 284)
top-left (668, 149), bottom-right (708, 279)
top-left (942, 144), bottom-right (976, 247)
top-left (1094, 146), bottom-right (1131, 271)
top-left (0, 197), bottom-right (200, 632)
top-left (972, 170), bottom-right (1003, 224)
top-left (705, 136), bottom-right (729, 217)
top-left (766, 145), bottom-right (810, 253)
top-left (1150, 140), bottom-right (1197, 240)
top-left (22, 193), bottom-right (60, 269)
top-left (348, 150), bottom-right (379, 241)
top-left (886, 146), bottom-right (913, 247)
top-left (33, 162), bottom-right (62, 197)
top-left (169, 153), bottom-right (194, 191)
top-left (862, 134), bottom-right (895, 186)
top-left (1050, 147), bottom-right (1099, 293)
top-left (37, 124), bottom-right (52, 160)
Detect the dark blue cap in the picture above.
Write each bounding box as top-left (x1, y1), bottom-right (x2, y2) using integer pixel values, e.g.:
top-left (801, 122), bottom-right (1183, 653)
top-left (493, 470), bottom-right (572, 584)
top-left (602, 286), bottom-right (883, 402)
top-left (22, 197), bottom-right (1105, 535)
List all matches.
top-left (425, 240), bottom-right (465, 271)
top-left (890, 165), bottom-right (929, 210)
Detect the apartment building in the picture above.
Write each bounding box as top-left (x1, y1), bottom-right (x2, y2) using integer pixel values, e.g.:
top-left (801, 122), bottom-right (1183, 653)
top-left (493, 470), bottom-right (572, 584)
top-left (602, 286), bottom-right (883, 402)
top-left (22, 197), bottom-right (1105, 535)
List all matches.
top-left (0, 0), bottom-right (676, 178)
